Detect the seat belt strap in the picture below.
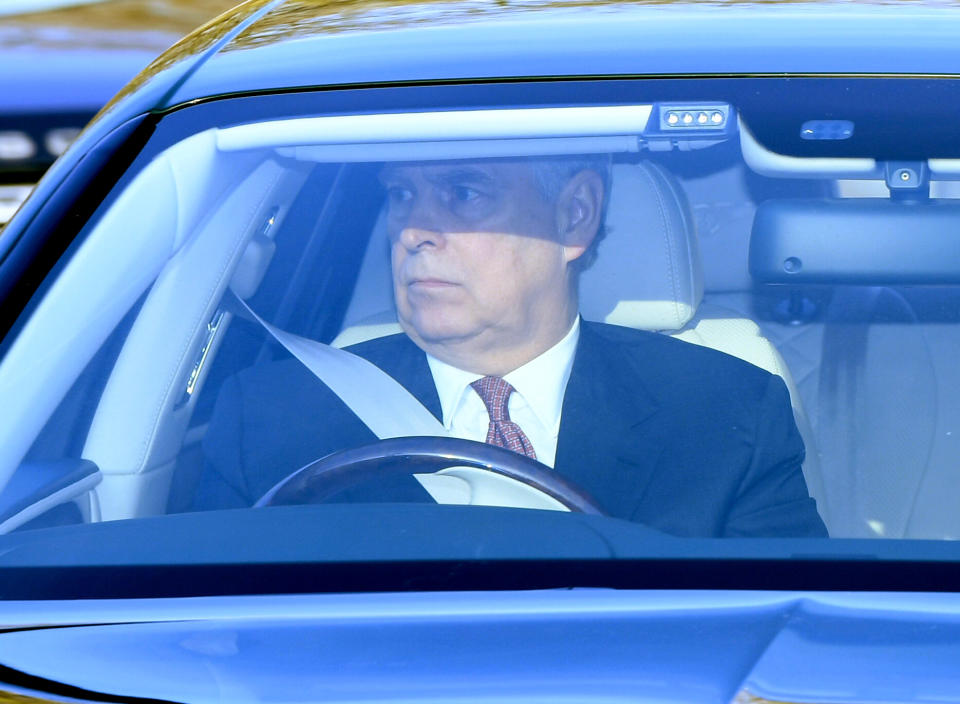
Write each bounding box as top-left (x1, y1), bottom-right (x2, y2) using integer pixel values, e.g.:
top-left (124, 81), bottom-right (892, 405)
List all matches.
top-left (228, 292), bottom-right (450, 440)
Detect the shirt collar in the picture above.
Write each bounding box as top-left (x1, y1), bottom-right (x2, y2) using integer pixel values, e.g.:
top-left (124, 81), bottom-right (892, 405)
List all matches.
top-left (427, 317), bottom-right (581, 432)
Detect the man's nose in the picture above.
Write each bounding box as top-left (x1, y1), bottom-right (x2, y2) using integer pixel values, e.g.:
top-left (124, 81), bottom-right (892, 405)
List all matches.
top-left (394, 198), bottom-right (448, 250)
top-left (397, 225), bottom-right (447, 251)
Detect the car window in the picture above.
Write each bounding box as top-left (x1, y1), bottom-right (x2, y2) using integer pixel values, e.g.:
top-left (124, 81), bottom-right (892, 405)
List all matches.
top-left (2, 77), bottom-right (960, 581)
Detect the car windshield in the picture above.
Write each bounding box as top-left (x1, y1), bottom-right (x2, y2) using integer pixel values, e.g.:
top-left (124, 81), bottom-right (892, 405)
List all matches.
top-left (2, 76), bottom-right (960, 590)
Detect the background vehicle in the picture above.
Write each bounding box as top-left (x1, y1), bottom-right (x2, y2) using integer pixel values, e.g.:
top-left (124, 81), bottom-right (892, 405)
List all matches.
top-left (0, 0), bottom-right (238, 223)
top-left (2, 0), bottom-right (960, 701)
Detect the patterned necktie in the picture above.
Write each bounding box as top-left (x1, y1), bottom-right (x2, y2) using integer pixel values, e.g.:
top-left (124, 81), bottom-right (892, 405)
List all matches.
top-left (470, 376), bottom-right (537, 460)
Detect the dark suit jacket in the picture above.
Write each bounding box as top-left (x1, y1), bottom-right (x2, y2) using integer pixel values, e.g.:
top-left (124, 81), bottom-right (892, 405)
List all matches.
top-left (198, 321), bottom-right (827, 537)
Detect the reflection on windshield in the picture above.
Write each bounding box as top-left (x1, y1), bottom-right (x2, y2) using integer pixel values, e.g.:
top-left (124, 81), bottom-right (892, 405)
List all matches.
top-left (225, 0), bottom-right (960, 51)
top-left (181, 153), bottom-right (824, 538)
top-left (6, 80), bottom-right (960, 563)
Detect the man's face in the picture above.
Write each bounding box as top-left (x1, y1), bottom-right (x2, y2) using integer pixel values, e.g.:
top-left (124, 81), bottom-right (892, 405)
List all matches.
top-left (381, 160), bottom-right (579, 373)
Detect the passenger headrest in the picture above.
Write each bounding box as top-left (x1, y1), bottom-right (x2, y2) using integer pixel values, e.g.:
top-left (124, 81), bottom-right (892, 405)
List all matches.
top-left (751, 198), bottom-right (960, 285)
top-left (579, 161), bottom-right (703, 331)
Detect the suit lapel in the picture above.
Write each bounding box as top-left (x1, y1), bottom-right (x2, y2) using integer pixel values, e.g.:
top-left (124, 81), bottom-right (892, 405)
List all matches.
top-left (370, 335), bottom-right (444, 423)
top-left (554, 322), bottom-right (665, 518)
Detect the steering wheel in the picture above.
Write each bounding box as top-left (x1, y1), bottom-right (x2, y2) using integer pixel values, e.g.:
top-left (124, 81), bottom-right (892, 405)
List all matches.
top-left (255, 437), bottom-right (606, 515)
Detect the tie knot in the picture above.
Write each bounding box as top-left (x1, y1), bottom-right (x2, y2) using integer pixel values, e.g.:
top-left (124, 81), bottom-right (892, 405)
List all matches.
top-left (470, 375), bottom-right (515, 422)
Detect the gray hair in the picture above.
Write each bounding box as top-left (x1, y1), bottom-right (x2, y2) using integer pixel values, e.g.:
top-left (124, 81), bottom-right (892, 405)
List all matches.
top-left (529, 155), bottom-right (612, 272)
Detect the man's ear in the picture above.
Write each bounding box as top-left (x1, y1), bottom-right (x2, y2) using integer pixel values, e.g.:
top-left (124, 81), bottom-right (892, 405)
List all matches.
top-left (555, 169), bottom-right (604, 264)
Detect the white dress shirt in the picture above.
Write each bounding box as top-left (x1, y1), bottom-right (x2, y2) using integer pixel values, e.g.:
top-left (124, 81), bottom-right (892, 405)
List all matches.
top-left (426, 317), bottom-right (580, 467)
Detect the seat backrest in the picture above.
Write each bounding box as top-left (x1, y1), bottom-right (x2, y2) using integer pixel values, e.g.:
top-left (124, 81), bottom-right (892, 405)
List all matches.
top-left (583, 163), bottom-right (825, 515)
top-left (759, 286), bottom-right (960, 539)
top-left (82, 153), bottom-right (307, 520)
top-left (745, 195), bottom-right (960, 538)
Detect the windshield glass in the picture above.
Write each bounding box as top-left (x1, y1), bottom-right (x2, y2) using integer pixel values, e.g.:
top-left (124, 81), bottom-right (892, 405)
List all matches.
top-left (3, 77), bottom-right (960, 582)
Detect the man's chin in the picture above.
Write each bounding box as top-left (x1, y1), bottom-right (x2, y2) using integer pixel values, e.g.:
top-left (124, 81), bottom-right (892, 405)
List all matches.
top-left (398, 316), bottom-right (478, 351)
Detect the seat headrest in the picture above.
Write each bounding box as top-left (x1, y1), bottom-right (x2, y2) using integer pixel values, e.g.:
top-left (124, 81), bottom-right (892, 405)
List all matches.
top-left (579, 161), bottom-right (703, 331)
top-left (337, 160), bottom-right (704, 339)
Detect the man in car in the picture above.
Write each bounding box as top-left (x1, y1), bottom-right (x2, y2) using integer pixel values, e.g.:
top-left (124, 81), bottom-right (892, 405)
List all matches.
top-left (199, 156), bottom-right (827, 538)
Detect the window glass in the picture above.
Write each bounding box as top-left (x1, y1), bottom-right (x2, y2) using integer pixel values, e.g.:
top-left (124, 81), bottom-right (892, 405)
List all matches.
top-left (3, 78), bottom-right (960, 576)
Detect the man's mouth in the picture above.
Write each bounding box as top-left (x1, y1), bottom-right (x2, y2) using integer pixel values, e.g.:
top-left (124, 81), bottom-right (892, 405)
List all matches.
top-left (408, 278), bottom-right (458, 289)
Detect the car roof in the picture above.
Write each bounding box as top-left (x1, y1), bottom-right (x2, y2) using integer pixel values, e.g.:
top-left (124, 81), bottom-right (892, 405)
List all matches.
top-left (67, 0), bottom-right (960, 153)
top-left (147, 0), bottom-right (960, 105)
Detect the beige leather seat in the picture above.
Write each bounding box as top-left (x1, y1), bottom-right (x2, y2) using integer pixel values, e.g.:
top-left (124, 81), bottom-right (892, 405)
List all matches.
top-left (334, 161), bottom-right (827, 523)
top-left (716, 283), bottom-right (960, 539)
top-left (80, 146), bottom-right (308, 521)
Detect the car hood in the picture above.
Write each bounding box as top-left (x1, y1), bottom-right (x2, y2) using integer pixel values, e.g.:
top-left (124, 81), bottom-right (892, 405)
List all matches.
top-left (0, 590), bottom-right (956, 703)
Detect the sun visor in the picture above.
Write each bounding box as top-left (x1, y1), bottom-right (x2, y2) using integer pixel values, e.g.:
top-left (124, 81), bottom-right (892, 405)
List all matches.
top-left (751, 199), bottom-right (960, 284)
top-left (214, 104), bottom-right (735, 162)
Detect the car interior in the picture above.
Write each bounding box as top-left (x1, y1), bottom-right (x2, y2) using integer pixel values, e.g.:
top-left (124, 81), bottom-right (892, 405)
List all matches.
top-left (3, 96), bottom-right (960, 541)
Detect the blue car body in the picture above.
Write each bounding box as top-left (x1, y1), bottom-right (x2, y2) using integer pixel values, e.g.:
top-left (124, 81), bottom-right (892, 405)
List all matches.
top-left (2, 1), bottom-right (960, 702)
top-left (0, 591), bottom-right (958, 703)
